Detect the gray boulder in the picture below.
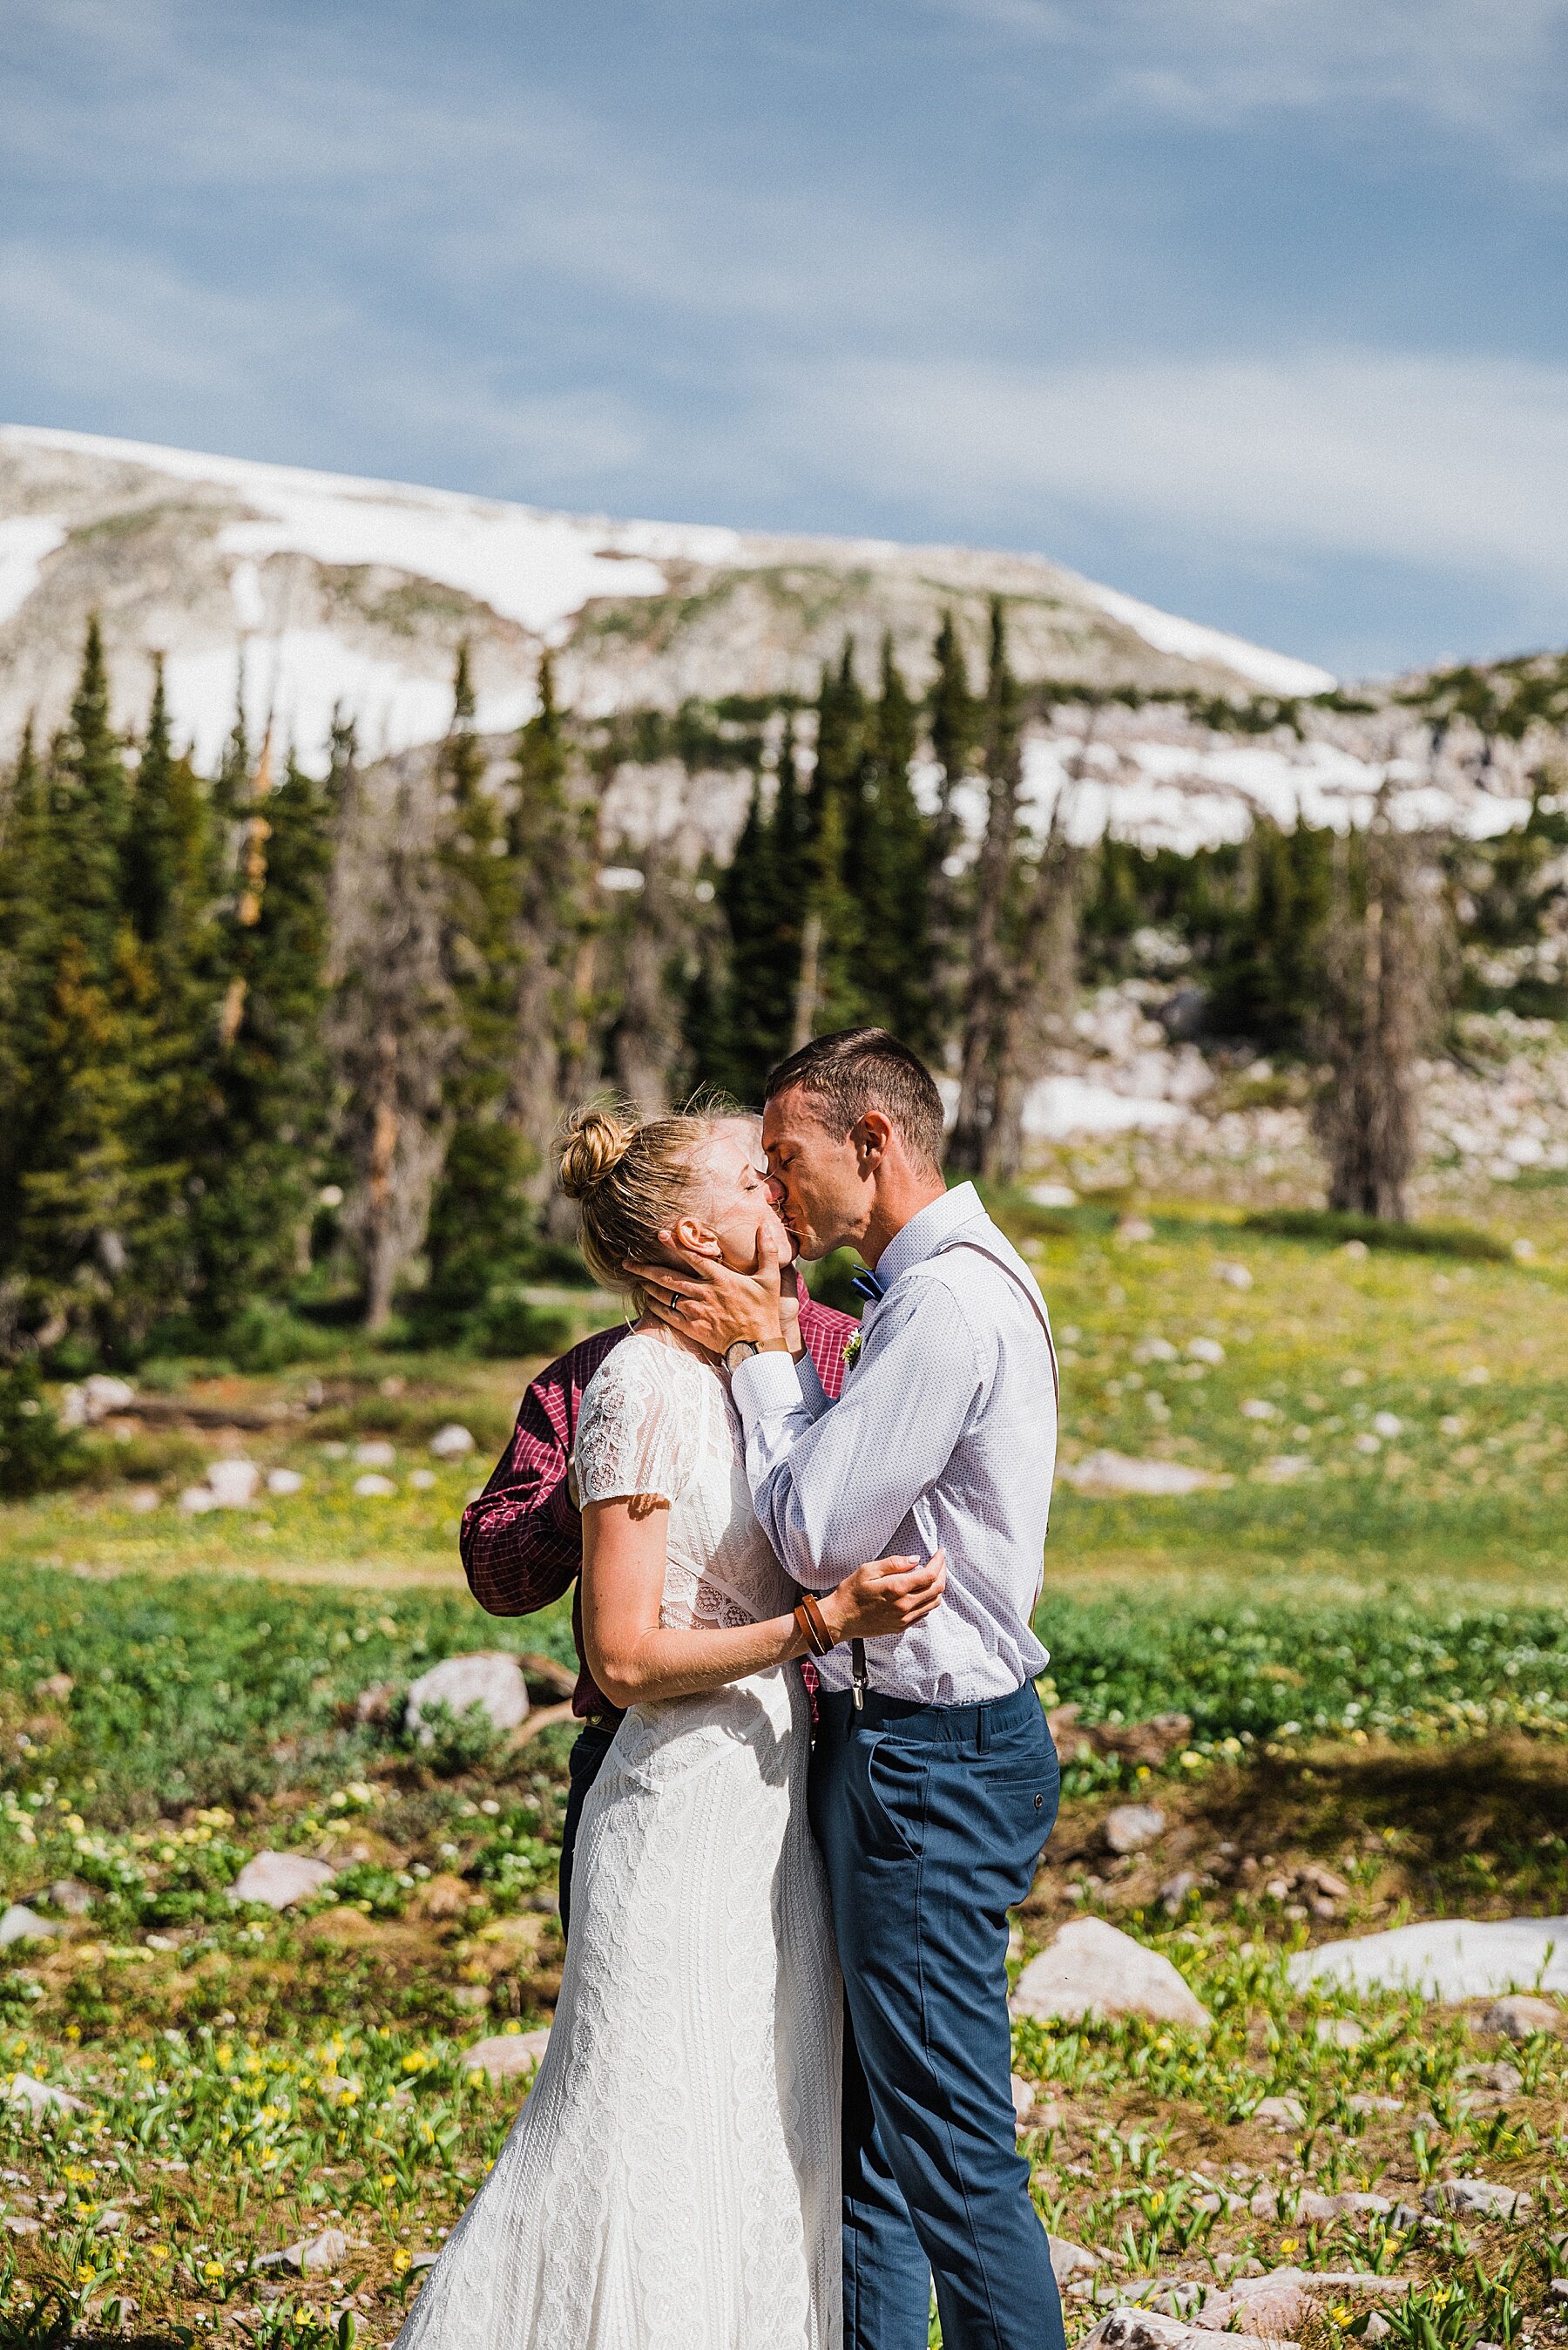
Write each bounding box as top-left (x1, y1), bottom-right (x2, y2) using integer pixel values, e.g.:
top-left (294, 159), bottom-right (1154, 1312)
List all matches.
top-left (429, 1424), bottom-right (476, 1459)
top-left (0, 1905), bottom-right (60, 1947)
top-left (1104, 1805), bottom-right (1166, 1857)
top-left (407, 1652), bottom-right (529, 1743)
top-left (1289, 1919), bottom-right (1568, 2002)
top-left (6, 2072), bottom-right (88, 2117)
top-left (463, 2027), bottom-right (551, 2082)
top-left (1010, 1917), bottom-right (1211, 2035)
top-left (1485, 1993), bottom-right (1559, 2040)
top-left (229, 1852), bottom-right (337, 1910)
top-left (1422, 2178), bottom-right (1532, 2221)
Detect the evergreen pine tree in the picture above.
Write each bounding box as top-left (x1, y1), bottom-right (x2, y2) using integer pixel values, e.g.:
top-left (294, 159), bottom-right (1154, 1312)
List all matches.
top-left (420, 647), bottom-right (535, 1341)
top-left (192, 742), bottom-right (334, 1326)
top-left (797, 644), bottom-right (866, 1041)
top-left (509, 652), bottom-right (594, 1210)
top-left (14, 622), bottom-right (179, 1355)
top-left (854, 636), bottom-right (933, 1047)
top-left (716, 779), bottom-right (781, 1099)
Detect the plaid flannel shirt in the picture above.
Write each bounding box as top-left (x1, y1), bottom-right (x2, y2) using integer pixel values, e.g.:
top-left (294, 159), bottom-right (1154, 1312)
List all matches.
top-left (461, 1296), bottom-right (857, 1722)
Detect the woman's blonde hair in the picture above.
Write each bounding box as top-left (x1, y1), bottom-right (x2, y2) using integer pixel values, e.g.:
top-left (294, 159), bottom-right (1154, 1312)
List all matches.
top-left (558, 1103), bottom-right (727, 1310)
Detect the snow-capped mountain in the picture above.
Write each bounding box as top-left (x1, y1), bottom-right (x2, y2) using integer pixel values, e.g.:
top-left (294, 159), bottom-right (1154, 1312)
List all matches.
top-left (0, 423), bottom-right (1332, 779)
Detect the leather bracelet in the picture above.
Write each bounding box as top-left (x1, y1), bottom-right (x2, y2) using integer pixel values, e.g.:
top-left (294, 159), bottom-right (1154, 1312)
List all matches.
top-left (797, 1592), bottom-right (835, 1657)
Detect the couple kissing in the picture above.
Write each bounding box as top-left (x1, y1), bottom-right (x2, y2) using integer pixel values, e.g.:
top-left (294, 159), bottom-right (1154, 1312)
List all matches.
top-left (401, 1027), bottom-right (1064, 2350)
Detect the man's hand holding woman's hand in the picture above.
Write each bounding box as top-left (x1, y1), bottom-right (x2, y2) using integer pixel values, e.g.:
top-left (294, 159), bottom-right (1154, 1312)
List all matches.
top-left (818, 1550), bottom-right (947, 1645)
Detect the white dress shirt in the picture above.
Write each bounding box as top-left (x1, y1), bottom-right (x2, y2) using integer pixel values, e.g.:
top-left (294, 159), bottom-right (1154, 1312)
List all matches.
top-left (730, 1182), bottom-right (1058, 1706)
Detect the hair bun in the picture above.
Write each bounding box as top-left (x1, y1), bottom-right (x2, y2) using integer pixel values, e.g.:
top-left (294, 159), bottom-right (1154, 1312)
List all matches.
top-left (558, 1106), bottom-right (635, 1199)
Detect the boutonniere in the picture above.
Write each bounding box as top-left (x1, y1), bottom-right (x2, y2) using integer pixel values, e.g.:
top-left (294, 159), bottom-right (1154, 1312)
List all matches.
top-left (842, 1333), bottom-right (862, 1372)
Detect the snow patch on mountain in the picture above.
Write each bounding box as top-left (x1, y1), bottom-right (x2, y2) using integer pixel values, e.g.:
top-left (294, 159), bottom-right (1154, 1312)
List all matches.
top-left (1086, 583), bottom-right (1335, 698)
top-left (0, 517), bottom-right (66, 626)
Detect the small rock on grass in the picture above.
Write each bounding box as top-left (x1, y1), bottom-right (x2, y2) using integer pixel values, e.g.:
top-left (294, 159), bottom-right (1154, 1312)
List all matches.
top-left (0, 1905), bottom-right (59, 1947)
top-left (288, 2228), bottom-right (349, 2272)
top-left (229, 1852), bottom-right (336, 1910)
top-left (6, 2073), bottom-right (88, 2117)
top-left (1048, 2236), bottom-right (1098, 2284)
top-left (1422, 2177), bottom-right (1532, 2220)
top-left (1083, 2310), bottom-right (1285, 2350)
top-left (1485, 1992), bottom-right (1559, 2040)
top-left (1252, 2094), bottom-right (1305, 2128)
top-left (1315, 2016), bottom-right (1365, 2049)
top-left (464, 2027), bottom-right (551, 2081)
top-left (47, 1878), bottom-right (94, 1916)
top-left (353, 1473), bottom-right (396, 1498)
top-left (429, 1424), bottom-right (475, 1459)
top-left (1010, 1917), bottom-right (1211, 2035)
top-left (1104, 1805), bottom-right (1166, 1857)
top-left (407, 1652), bottom-right (529, 1741)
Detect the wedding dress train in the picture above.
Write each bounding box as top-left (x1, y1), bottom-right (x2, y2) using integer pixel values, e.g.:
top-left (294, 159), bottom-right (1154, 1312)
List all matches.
top-left (395, 1332), bottom-right (841, 2350)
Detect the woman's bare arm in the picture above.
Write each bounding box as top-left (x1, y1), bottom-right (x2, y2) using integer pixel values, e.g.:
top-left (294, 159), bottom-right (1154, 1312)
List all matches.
top-left (581, 1495), bottom-right (945, 1710)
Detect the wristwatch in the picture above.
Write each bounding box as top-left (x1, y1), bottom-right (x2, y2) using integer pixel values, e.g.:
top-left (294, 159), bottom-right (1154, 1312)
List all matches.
top-left (723, 1338), bottom-right (761, 1372)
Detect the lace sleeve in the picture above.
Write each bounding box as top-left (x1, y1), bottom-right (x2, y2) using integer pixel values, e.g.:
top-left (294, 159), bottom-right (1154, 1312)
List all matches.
top-left (574, 1342), bottom-right (700, 1507)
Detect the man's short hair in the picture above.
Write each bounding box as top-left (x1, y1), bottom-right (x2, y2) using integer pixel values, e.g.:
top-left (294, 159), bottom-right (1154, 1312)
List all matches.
top-left (764, 1028), bottom-right (946, 1171)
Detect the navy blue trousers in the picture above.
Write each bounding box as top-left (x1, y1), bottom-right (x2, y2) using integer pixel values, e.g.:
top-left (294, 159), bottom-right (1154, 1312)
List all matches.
top-left (809, 1681), bottom-right (1065, 2350)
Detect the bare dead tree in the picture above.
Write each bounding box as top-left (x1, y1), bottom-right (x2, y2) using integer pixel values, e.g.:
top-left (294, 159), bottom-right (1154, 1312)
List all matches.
top-left (950, 604), bottom-right (1023, 1174)
top-left (330, 761), bottom-right (461, 1327)
top-left (989, 802), bottom-right (1083, 1181)
top-left (1310, 783), bottom-right (1450, 1221)
top-left (609, 839), bottom-right (682, 1117)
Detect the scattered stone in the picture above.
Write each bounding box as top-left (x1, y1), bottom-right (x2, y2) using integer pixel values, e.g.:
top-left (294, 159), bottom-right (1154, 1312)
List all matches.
top-left (352, 1683), bottom-right (395, 1726)
top-left (1300, 1865), bottom-right (1352, 1901)
top-left (3, 2216), bottom-right (39, 2234)
top-left (1463, 2061), bottom-right (1524, 2096)
top-left (0, 1906), bottom-right (60, 1948)
top-left (1010, 2074), bottom-right (1035, 2123)
top-left (1484, 1992), bottom-right (1560, 2040)
top-left (95, 2207), bottom-right (125, 2233)
top-left (1186, 1338), bottom-right (1225, 1365)
top-left (354, 1440), bottom-right (396, 1467)
top-left (1348, 2094), bottom-right (1405, 2116)
top-left (353, 1473), bottom-right (396, 1498)
top-left (125, 1487), bottom-right (160, 1513)
top-left (229, 1852), bottom-right (337, 1911)
top-left (1028, 1182), bottom-right (1078, 1209)
top-left (1117, 1216), bottom-right (1156, 1244)
top-left (6, 2073), bottom-right (88, 2117)
top-left (1315, 2016), bottom-right (1366, 2049)
top-left (82, 1374), bottom-right (137, 1422)
top-left (1159, 1872), bottom-right (1202, 1915)
top-left (1363, 2318), bottom-right (1391, 2342)
top-left (1059, 1453), bottom-right (1222, 1498)
top-left (1240, 1398), bottom-right (1278, 1421)
top-left (409, 1469), bottom-right (436, 1490)
top-left (1048, 2237), bottom-right (1098, 2284)
top-left (287, 2228), bottom-right (349, 2272)
top-left (411, 2251), bottom-right (439, 2272)
top-left (1422, 2178), bottom-right (1532, 2221)
top-left (1253, 2095), bottom-right (1305, 2129)
top-left (178, 1486), bottom-right (220, 1514)
top-left (1548, 2281), bottom-right (1568, 2306)
top-left (1010, 1917), bottom-right (1212, 2035)
top-left (1341, 1239), bottom-right (1369, 1262)
top-left (46, 1878), bottom-right (93, 1916)
top-left (1289, 1918), bottom-right (1568, 2002)
top-left (207, 1457), bottom-right (262, 1507)
top-left (451, 1985), bottom-right (490, 2010)
top-left (1254, 1457), bottom-right (1313, 1484)
top-left (1214, 1262), bottom-right (1254, 1290)
top-left (429, 1424), bottom-right (476, 1459)
top-left (1104, 1805), bottom-right (1166, 1857)
top-left (266, 1468), bottom-right (304, 1497)
top-left (463, 2028), bottom-right (551, 2081)
top-left (1084, 2309), bottom-right (1285, 2350)
top-left (406, 1652), bottom-right (530, 1742)
top-left (34, 1672), bottom-right (73, 1703)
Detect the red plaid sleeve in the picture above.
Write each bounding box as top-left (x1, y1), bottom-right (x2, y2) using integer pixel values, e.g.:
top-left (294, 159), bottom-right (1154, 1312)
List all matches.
top-left (459, 1290), bottom-right (860, 1719)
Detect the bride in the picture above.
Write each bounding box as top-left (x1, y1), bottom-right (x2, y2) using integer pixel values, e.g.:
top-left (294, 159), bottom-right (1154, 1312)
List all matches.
top-left (396, 1105), bottom-right (946, 2350)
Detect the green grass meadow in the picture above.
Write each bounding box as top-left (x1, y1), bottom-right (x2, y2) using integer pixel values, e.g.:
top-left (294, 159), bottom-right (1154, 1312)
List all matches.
top-left (0, 1198), bottom-right (1563, 2340)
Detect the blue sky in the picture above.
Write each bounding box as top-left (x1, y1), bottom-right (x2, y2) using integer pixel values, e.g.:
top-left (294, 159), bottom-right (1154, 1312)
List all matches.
top-left (3, 0), bottom-right (1567, 676)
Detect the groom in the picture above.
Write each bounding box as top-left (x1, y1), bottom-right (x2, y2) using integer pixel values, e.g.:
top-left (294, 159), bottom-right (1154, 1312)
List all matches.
top-left (637, 1027), bottom-right (1065, 2350)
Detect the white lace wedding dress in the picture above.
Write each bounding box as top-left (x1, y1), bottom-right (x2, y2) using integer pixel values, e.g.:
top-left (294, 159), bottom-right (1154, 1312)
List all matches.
top-left (395, 1331), bottom-right (842, 2350)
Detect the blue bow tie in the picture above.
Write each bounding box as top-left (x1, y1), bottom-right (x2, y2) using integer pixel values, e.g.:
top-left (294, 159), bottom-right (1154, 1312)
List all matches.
top-left (850, 1266), bottom-right (886, 1305)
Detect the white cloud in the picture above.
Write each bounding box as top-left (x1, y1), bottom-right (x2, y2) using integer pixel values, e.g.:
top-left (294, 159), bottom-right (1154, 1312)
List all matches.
top-left (772, 348), bottom-right (1568, 596)
top-left (923, 0), bottom-right (1568, 170)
